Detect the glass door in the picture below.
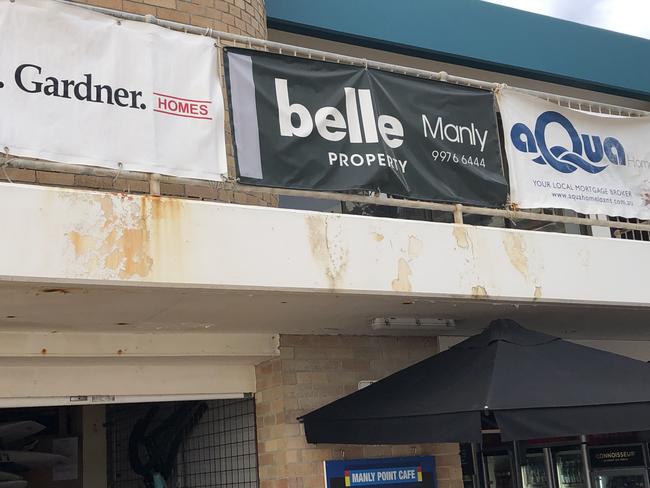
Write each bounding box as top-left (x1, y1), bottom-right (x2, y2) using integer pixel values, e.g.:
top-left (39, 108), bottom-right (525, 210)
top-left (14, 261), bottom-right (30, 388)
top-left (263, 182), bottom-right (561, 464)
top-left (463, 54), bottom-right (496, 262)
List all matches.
top-left (594, 470), bottom-right (648, 488)
top-left (522, 451), bottom-right (550, 488)
top-left (486, 453), bottom-right (514, 488)
top-left (555, 450), bottom-right (586, 488)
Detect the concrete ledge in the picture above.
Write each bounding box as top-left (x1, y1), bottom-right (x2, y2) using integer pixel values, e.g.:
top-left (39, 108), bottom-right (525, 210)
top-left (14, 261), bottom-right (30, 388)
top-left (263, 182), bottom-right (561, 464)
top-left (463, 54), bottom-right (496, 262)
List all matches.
top-left (0, 182), bottom-right (648, 307)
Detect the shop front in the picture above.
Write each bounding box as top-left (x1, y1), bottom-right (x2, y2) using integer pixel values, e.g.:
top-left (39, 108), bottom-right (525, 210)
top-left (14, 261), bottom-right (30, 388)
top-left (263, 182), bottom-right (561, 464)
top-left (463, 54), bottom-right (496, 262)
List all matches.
top-left (300, 321), bottom-right (650, 488)
top-left (465, 434), bottom-right (650, 488)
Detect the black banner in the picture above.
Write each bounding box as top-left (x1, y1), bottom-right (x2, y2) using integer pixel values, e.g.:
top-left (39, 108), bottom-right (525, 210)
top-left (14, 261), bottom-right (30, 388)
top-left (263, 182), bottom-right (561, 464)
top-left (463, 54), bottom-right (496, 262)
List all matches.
top-left (225, 48), bottom-right (507, 206)
top-left (589, 445), bottom-right (645, 469)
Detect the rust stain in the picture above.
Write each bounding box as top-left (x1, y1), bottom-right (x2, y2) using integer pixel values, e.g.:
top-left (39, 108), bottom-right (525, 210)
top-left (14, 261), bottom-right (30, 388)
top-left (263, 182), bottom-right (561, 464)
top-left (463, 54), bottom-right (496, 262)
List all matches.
top-left (452, 225), bottom-right (470, 249)
top-left (306, 215), bottom-right (348, 289)
top-left (472, 285), bottom-right (488, 298)
top-left (407, 235), bottom-right (423, 259)
top-left (145, 195), bottom-right (184, 280)
top-left (534, 286), bottom-right (543, 300)
top-left (99, 196), bottom-right (114, 229)
top-left (391, 258), bottom-right (412, 292)
top-left (503, 233), bottom-right (529, 280)
top-left (145, 193), bottom-right (183, 223)
top-left (40, 288), bottom-right (71, 295)
top-left (103, 228), bottom-right (153, 279)
top-left (67, 231), bottom-right (96, 257)
top-left (34, 287), bottom-right (84, 296)
top-left (99, 195), bottom-right (153, 279)
top-left (372, 232), bottom-right (385, 242)
top-left (66, 191), bottom-right (188, 279)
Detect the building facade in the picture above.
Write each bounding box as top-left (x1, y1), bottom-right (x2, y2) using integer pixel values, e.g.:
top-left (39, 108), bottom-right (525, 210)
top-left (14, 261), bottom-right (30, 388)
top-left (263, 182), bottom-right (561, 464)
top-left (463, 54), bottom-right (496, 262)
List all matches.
top-left (1, 1), bottom-right (650, 487)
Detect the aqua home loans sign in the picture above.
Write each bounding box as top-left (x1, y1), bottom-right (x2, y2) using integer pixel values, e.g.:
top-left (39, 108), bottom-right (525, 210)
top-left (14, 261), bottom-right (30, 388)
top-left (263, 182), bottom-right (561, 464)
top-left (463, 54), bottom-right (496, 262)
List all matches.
top-left (325, 457), bottom-right (436, 488)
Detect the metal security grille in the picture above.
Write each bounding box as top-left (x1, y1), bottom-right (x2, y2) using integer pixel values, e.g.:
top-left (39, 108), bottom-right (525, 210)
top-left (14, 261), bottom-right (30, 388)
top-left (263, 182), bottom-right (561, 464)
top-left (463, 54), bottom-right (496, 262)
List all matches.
top-left (106, 398), bottom-right (259, 488)
top-left (609, 216), bottom-right (650, 241)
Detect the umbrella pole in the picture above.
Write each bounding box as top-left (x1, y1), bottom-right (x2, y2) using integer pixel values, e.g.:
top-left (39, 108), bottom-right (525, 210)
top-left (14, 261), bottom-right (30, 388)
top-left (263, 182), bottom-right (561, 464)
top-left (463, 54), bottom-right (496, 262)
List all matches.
top-left (512, 441), bottom-right (524, 488)
top-left (471, 442), bottom-right (484, 488)
top-left (580, 435), bottom-right (593, 488)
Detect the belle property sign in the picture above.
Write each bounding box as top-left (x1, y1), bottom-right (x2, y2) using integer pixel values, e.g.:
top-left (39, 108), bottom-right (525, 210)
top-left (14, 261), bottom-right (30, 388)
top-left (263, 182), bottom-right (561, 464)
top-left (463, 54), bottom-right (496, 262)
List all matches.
top-left (226, 48), bottom-right (507, 206)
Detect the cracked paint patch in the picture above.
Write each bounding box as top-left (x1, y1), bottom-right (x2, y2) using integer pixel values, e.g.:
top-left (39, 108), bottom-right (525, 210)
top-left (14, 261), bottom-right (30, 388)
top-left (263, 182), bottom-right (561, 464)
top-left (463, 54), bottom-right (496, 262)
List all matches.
top-left (503, 233), bottom-right (529, 280)
top-left (408, 235), bottom-right (423, 259)
top-left (452, 225), bottom-right (470, 249)
top-left (64, 193), bottom-right (183, 280)
top-left (472, 285), bottom-right (488, 298)
top-left (306, 214), bottom-right (348, 289)
top-left (391, 258), bottom-right (412, 292)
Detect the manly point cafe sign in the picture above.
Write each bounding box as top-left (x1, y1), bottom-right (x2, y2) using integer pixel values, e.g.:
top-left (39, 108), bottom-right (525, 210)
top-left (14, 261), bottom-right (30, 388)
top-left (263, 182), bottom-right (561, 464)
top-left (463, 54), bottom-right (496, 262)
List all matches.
top-left (324, 457), bottom-right (436, 488)
top-left (225, 48), bottom-right (507, 206)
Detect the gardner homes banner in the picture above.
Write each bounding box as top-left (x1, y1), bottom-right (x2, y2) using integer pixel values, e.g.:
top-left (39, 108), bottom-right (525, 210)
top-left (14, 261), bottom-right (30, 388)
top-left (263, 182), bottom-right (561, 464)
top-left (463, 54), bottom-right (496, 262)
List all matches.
top-left (225, 48), bottom-right (507, 206)
top-left (498, 88), bottom-right (650, 218)
top-left (0, 0), bottom-right (227, 180)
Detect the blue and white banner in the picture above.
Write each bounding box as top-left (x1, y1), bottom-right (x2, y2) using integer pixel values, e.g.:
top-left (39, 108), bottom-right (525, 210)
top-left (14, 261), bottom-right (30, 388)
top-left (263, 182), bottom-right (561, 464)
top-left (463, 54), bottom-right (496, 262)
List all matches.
top-left (497, 88), bottom-right (650, 218)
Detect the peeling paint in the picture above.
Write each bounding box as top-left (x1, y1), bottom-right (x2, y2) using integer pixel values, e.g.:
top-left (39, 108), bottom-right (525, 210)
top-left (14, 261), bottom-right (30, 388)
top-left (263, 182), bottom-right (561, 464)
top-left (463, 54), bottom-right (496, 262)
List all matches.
top-left (534, 286), bottom-right (543, 300)
top-left (452, 225), bottom-right (470, 249)
top-left (472, 285), bottom-right (488, 298)
top-left (372, 232), bottom-right (385, 242)
top-left (407, 235), bottom-right (423, 259)
top-left (68, 231), bottom-right (96, 257)
top-left (104, 228), bottom-right (153, 279)
top-left (503, 233), bottom-right (529, 280)
top-left (143, 196), bottom-right (184, 281)
top-left (64, 192), bottom-right (184, 280)
top-left (391, 258), bottom-right (412, 292)
top-left (306, 215), bottom-right (348, 289)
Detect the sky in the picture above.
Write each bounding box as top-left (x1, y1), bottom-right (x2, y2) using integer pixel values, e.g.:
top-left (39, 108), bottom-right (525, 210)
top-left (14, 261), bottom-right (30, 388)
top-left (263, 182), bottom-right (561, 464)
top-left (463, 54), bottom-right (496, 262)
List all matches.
top-left (484, 0), bottom-right (650, 40)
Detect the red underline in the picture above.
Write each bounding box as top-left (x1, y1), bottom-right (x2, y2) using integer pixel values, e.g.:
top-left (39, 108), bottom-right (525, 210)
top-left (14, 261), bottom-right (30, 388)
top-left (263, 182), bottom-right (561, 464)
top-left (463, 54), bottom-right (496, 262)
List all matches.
top-left (153, 92), bottom-right (212, 104)
top-left (153, 109), bottom-right (212, 120)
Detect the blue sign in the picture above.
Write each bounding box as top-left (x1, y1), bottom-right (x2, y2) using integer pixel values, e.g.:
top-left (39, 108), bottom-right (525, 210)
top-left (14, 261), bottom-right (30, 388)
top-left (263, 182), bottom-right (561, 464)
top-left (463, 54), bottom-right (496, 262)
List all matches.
top-left (325, 457), bottom-right (436, 488)
top-left (510, 110), bottom-right (626, 174)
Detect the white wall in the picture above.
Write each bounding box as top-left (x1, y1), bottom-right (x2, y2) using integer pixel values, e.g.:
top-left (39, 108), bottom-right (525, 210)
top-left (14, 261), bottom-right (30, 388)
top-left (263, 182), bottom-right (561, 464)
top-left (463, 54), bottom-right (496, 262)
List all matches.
top-left (2, 182), bottom-right (650, 308)
top-left (438, 335), bottom-right (650, 361)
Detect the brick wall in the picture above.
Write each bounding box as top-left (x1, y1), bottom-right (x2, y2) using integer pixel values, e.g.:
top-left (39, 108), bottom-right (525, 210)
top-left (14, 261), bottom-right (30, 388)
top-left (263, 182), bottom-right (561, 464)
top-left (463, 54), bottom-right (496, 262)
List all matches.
top-left (255, 335), bottom-right (463, 488)
top-left (78, 0), bottom-right (266, 40)
top-left (5, 0), bottom-right (277, 208)
top-left (0, 167), bottom-right (278, 207)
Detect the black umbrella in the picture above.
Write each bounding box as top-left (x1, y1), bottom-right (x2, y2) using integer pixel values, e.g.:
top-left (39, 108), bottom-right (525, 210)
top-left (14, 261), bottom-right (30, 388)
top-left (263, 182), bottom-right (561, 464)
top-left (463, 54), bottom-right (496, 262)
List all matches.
top-left (300, 319), bottom-right (650, 444)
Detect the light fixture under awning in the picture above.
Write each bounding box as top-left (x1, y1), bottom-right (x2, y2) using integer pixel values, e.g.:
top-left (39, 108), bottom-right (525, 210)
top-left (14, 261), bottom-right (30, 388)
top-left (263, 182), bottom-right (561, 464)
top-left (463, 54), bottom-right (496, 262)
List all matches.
top-left (371, 317), bottom-right (456, 331)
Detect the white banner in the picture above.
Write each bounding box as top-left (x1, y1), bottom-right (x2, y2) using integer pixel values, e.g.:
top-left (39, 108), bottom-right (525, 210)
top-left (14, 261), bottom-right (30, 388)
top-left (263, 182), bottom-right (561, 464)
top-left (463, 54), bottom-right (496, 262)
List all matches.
top-left (497, 88), bottom-right (650, 219)
top-left (0, 0), bottom-right (227, 180)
